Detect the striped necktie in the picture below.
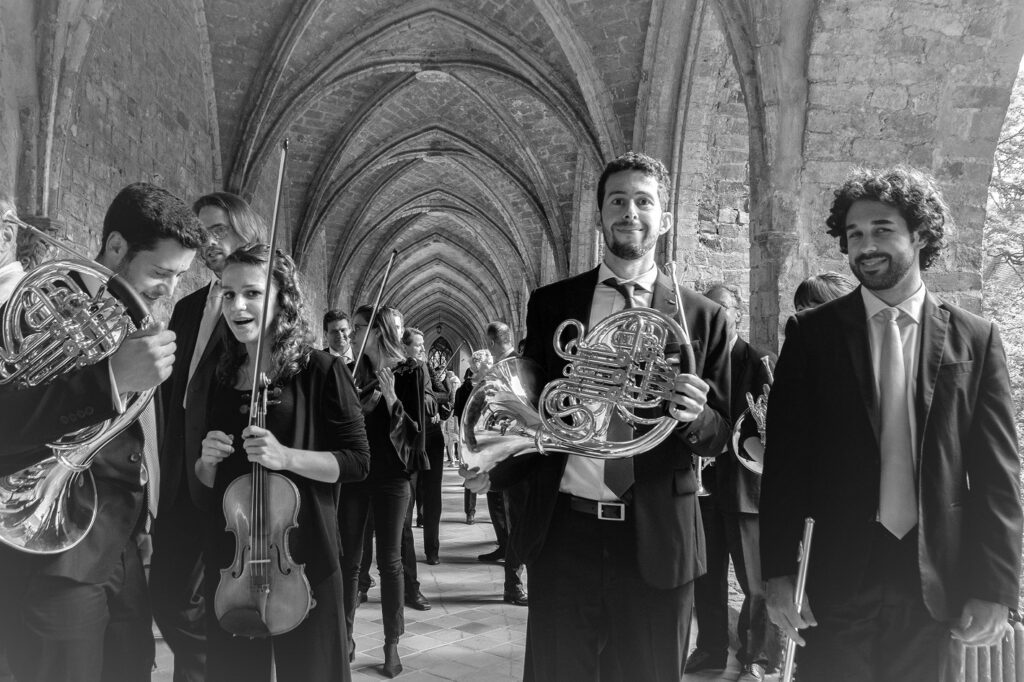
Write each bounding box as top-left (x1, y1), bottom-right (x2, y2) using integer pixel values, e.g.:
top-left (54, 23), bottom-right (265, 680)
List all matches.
top-left (877, 307), bottom-right (916, 538)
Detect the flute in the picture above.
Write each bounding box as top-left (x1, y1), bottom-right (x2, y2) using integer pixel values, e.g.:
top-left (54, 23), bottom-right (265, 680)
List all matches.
top-left (782, 517), bottom-right (816, 682)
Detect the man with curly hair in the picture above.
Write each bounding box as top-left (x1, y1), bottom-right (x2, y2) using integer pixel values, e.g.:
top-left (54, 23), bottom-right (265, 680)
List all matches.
top-left (761, 167), bottom-right (1022, 681)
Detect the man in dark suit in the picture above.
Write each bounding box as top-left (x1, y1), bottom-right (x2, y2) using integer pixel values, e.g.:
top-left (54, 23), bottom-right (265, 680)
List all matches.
top-left (762, 167), bottom-right (1022, 681)
top-left (150, 191), bottom-right (264, 682)
top-left (1, 183), bottom-right (205, 682)
top-left (454, 350), bottom-right (493, 525)
top-left (687, 282), bottom-right (778, 682)
top-left (464, 152), bottom-right (731, 680)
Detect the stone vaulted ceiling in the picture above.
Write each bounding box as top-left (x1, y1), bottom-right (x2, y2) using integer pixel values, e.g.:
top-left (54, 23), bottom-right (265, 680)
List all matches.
top-left (203, 0), bottom-right (654, 350)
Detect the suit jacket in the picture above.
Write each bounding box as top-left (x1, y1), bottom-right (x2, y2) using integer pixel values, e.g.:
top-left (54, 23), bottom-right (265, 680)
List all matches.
top-left (714, 338), bottom-right (775, 513)
top-left (490, 266), bottom-right (732, 589)
top-left (760, 288), bottom-right (1022, 621)
top-left (160, 282), bottom-right (228, 511)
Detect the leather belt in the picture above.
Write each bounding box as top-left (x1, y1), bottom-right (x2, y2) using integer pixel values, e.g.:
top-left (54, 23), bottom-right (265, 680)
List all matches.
top-left (567, 494), bottom-right (627, 521)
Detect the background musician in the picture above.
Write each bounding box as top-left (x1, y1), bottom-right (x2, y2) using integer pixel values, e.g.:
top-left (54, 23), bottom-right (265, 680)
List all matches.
top-left (151, 190), bottom-right (265, 682)
top-left (339, 304), bottom-right (428, 678)
top-left (464, 152), bottom-right (732, 681)
top-left (761, 167), bottom-right (1023, 681)
top-left (454, 349), bottom-right (493, 525)
top-left (687, 283), bottom-right (778, 682)
top-left (0, 183), bottom-right (204, 682)
top-left (196, 244), bottom-right (368, 681)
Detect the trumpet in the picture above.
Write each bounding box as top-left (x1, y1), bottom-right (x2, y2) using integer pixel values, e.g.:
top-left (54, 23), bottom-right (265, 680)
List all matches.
top-left (0, 211), bottom-right (154, 554)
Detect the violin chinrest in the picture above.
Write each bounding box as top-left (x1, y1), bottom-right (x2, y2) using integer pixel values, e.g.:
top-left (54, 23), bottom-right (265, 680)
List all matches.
top-left (218, 606), bottom-right (271, 639)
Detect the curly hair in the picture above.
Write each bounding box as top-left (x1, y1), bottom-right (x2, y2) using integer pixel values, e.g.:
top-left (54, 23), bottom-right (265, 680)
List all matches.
top-left (825, 167), bottom-right (950, 270)
top-left (597, 151), bottom-right (671, 209)
top-left (216, 243), bottom-right (314, 386)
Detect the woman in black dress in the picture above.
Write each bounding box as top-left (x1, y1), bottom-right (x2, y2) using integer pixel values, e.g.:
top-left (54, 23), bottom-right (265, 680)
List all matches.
top-left (339, 304), bottom-right (428, 677)
top-left (197, 244), bottom-right (369, 681)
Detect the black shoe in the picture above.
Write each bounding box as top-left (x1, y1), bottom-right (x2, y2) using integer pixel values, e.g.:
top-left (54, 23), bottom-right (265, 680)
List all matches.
top-left (503, 585), bottom-right (528, 606)
top-left (358, 590), bottom-right (367, 604)
top-left (466, 512), bottom-right (475, 524)
top-left (415, 515), bottom-right (423, 528)
top-left (405, 589), bottom-right (431, 610)
top-left (382, 642), bottom-right (403, 678)
top-left (683, 648), bottom-right (727, 673)
top-left (477, 548), bottom-right (505, 563)
top-left (426, 554), bottom-right (440, 565)
top-left (739, 662), bottom-right (766, 682)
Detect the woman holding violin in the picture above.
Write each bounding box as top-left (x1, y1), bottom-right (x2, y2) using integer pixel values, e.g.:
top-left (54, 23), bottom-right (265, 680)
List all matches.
top-left (197, 244), bottom-right (369, 681)
top-left (339, 304), bottom-right (428, 678)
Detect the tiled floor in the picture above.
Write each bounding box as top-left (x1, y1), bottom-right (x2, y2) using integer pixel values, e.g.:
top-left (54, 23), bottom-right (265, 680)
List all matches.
top-left (154, 468), bottom-right (778, 681)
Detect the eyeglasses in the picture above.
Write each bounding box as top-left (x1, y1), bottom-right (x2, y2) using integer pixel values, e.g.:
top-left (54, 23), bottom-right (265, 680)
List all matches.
top-left (207, 224), bottom-right (232, 241)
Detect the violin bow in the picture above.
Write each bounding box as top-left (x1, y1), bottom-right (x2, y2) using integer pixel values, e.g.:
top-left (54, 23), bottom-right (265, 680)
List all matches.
top-left (351, 249), bottom-right (398, 379)
top-left (248, 138), bottom-right (289, 416)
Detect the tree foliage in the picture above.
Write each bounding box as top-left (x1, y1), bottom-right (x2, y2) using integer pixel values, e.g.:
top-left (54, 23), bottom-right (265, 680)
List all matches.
top-left (984, 61), bottom-right (1024, 445)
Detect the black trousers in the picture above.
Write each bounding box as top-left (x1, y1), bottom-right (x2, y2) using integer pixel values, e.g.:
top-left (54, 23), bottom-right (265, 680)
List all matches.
top-left (693, 489), bottom-right (777, 666)
top-left (203, 572), bottom-right (348, 682)
top-left (339, 476), bottom-right (411, 645)
top-left (150, 498), bottom-right (207, 682)
top-left (502, 486), bottom-right (526, 591)
top-left (402, 476), bottom-right (421, 593)
top-left (464, 489), bottom-right (477, 515)
top-left (418, 435), bottom-right (445, 559)
top-left (524, 495), bottom-right (693, 682)
top-left (7, 541), bottom-right (154, 682)
top-left (799, 525), bottom-right (949, 682)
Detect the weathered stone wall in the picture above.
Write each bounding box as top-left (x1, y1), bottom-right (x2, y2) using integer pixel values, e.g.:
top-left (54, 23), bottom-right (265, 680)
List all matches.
top-left (31, 0), bottom-right (217, 314)
top-left (0, 2), bottom-right (38, 207)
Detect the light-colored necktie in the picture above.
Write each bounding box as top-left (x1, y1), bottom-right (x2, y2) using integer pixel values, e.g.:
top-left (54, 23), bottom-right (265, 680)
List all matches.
top-left (184, 282), bottom-right (223, 407)
top-left (877, 307), bottom-right (916, 538)
top-left (139, 402), bottom-right (160, 526)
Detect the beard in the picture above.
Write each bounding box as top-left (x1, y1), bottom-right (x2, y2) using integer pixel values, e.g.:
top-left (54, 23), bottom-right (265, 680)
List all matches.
top-left (850, 251), bottom-right (915, 291)
top-left (608, 230), bottom-right (659, 260)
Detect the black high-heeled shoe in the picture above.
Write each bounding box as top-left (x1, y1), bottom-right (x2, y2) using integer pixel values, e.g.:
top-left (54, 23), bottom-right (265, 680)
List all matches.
top-left (382, 642), bottom-right (403, 678)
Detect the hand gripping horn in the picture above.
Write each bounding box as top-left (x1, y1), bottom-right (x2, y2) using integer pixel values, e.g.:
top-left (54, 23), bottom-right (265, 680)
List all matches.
top-left (0, 211), bottom-right (154, 554)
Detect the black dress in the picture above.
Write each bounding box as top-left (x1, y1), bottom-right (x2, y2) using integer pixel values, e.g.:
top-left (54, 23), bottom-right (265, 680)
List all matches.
top-left (200, 351), bottom-right (368, 682)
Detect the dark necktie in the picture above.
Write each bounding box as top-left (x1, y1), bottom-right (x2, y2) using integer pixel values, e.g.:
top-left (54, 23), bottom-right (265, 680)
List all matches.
top-left (603, 278), bottom-right (636, 308)
top-left (600, 278), bottom-right (636, 497)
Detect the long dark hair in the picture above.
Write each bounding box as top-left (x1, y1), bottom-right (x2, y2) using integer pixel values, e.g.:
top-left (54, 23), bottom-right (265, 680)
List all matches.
top-left (216, 243), bottom-right (314, 386)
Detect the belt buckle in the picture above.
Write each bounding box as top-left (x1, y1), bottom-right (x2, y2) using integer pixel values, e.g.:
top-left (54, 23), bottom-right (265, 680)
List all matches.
top-left (597, 501), bottom-right (625, 521)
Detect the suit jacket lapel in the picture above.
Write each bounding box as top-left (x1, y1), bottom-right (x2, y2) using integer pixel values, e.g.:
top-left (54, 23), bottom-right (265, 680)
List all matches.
top-left (917, 292), bottom-right (949, 446)
top-left (838, 290), bottom-right (880, 443)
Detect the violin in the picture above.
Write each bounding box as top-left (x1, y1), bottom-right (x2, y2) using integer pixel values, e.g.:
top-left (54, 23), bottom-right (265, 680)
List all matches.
top-left (214, 377), bottom-right (314, 638)
top-left (355, 357), bottom-right (419, 414)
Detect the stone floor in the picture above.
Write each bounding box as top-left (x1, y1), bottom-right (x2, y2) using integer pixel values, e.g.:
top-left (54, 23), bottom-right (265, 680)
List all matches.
top-left (154, 467), bottom-right (779, 681)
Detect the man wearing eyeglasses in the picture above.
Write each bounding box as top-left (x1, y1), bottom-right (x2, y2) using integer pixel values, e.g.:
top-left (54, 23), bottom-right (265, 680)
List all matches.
top-left (323, 309), bottom-right (354, 364)
top-left (149, 191), bottom-right (265, 682)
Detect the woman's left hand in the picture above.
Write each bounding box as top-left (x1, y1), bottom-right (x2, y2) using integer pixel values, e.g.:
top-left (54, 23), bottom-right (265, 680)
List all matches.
top-left (242, 425), bottom-right (291, 471)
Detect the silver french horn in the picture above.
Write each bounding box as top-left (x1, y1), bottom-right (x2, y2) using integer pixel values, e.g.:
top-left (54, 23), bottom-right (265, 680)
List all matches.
top-left (730, 356), bottom-right (773, 474)
top-left (460, 298), bottom-right (695, 473)
top-left (0, 211), bottom-right (154, 554)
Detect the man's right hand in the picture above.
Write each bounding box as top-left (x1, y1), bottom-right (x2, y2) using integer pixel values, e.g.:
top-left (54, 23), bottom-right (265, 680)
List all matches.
top-left (109, 323), bottom-right (176, 393)
top-left (459, 464), bottom-right (491, 494)
top-left (766, 575), bottom-right (817, 646)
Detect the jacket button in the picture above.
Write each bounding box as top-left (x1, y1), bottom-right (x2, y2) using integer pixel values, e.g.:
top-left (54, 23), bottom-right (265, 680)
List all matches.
top-left (128, 451), bottom-right (142, 463)
top-left (687, 433), bottom-right (699, 444)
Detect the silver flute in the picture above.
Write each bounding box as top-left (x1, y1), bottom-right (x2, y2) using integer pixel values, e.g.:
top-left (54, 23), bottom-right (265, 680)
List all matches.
top-left (782, 517), bottom-right (815, 682)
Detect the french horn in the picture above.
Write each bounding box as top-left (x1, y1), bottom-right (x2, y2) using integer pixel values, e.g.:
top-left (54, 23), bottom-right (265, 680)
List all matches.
top-left (0, 211), bottom-right (153, 554)
top-left (460, 306), bottom-right (693, 473)
top-left (730, 356), bottom-right (773, 474)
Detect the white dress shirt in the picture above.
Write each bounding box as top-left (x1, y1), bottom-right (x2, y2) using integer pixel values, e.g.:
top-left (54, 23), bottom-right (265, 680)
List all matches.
top-left (559, 263), bottom-right (658, 501)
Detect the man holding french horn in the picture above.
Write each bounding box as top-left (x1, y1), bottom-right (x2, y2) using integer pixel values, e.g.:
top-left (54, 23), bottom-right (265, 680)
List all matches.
top-left (761, 167), bottom-right (1023, 681)
top-left (463, 152), bottom-right (732, 681)
top-left (0, 185), bottom-right (206, 682)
